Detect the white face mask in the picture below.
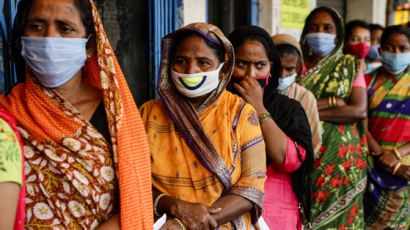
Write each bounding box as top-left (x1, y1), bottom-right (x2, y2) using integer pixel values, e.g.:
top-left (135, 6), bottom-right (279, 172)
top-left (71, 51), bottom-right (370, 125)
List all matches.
top-left (277, 73), bottom-right (297, 91)
top-left (21, 36), bottom-right (88, 88)
top-left (171, 63), bottom-right (224, 98)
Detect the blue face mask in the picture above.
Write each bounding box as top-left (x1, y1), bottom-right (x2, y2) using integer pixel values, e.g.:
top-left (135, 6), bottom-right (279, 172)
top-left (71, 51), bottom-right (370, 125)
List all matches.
top-left (381, 51), bottom-right (410, 75)
top-left (306, 33), bottom-right (336, 57)
top-left (21, 36), bottom-right (88, 88)
top-left (277, 73), bottom-right (297, 91)
top-left (367, 44), bottom-right (381, 60)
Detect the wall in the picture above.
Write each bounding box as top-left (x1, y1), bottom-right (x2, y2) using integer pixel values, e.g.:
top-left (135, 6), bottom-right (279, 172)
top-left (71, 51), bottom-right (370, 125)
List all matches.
top-left (183, 0), bottom-right (207, 25)
top-left (346, 0), bottom-right (387, 26)
top-left (259, 0), bottom-right (317, 40)
top-left (94, 0), bottom-right (150, 106)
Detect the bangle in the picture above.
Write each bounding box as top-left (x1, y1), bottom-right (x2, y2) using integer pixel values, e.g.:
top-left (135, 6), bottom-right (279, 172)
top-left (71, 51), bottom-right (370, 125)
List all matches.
top-left (153, 193), bottom-right (167, 217)
top-left (332, 96), bottom-right (337, 107)
top-left (328, 97), bottom-right (333, 107)
top-left (392, 162), bottom-right (401, 175)
top-left (258, 112), bottom-right (272, 125)
top-left (174, 218), bottom-right (187, 230)
top-left (393, 147), bottom-right (402, 160)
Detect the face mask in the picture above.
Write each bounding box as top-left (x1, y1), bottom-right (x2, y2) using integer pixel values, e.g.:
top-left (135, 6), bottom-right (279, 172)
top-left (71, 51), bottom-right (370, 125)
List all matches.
top-left (367, 44), bottom-right (381, 60)
top-left (21, 36), bottom-right (88, 88)
top-left (306, 33), bottom-right (336, 57)
top-left (277, 73), bottom-right (297, 91)
top-left (381, 51), bottom-right (410, 75)
top-left (344, 42), bottom-right (370, 59)
top-left (171, 63), bottom-right (224, 98)
top-left (231, 72), bottom-right (270, 89)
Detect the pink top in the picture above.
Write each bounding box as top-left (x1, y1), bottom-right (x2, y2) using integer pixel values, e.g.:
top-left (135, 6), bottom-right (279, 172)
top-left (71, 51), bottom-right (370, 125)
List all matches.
top-left (351, 70), bottom-right (366, 88)
top-left (262, 137), bottom-right (306, 230)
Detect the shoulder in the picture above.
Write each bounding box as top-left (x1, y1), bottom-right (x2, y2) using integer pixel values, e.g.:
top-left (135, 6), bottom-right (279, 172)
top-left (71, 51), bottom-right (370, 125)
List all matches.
top-left (139, 99), bottom-right (164, 115)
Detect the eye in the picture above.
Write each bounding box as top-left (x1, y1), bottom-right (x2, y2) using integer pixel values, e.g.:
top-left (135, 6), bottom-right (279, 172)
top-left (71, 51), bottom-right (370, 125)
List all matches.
top-left (236, 60), bottom-right (247, 68)
top-left (198, 59), bottom-right (211, 66)
top-left (324, 25), bottom-right (334, 32)
top-left (60, 25), bottom-right (74, 33)
top-left (256, 62), bottom-right (267, 69)
top-left (173, 58), bottom-right (186, 65)
top-left (27, 23), bottom-right (44, 32)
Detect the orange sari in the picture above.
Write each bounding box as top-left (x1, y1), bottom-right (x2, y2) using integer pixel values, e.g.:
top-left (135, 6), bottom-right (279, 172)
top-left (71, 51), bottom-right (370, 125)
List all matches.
top-left (0, 1), bottom-right (152, 229)
top-left (140, 23), bottom-right (266, 229)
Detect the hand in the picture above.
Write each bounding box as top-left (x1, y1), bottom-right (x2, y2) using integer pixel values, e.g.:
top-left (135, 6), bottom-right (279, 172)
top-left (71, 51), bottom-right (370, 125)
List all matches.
top-left (376, 150), bottom-right (399, 172)
top-left (171, 199), bottom-right (221, 230)
top-left (335, 97), bottom-right (347, 107)
top-left (395, 165), bottom-right (410, 180)
top-left (233, 77), bottom-right (265, 113)
top-left (160, 219), bottom-right (183, 230)
top-left (96, 213), bottom-right (120, 230)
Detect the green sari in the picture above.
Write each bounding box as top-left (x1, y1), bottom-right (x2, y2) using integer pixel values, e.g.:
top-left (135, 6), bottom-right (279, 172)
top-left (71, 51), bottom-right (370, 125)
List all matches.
top-left (299, 6), bottom-right (369, 229)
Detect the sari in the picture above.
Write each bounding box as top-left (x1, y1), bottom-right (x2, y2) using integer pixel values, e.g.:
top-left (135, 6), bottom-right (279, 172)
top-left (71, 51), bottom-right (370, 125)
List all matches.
top-left (0, 1), bottom-right (153, 229)
top-left (299, 6), bottom-right (369, 229)
top-left (364, 67), bottom-right (410, 229)
top-left (140, 23), bottom-right (266, 229)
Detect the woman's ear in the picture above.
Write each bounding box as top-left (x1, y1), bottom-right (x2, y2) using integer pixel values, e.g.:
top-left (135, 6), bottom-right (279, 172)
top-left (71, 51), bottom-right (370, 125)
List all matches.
top-left (86, 35), bottom-right (96, 58)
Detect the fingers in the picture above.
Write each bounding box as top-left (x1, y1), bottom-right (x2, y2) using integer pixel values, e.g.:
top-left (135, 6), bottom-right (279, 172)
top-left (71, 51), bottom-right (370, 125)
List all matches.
top-left (253, 223), bottom-right (261, 230)
top-left (207, 215), bottom-right (218, 229)
top-left (208, 207), bottom-right (222, 214)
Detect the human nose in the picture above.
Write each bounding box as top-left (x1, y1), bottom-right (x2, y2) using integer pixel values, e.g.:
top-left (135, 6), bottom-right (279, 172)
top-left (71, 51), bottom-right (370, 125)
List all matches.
top-left (186, 62), bottom-right (200, 74)
top-left (245, 65), bottom-right (256, 78)
top-left (45, 26), bottom-right (60, 38)
top-left (280, 68), bottom-right (287, 79)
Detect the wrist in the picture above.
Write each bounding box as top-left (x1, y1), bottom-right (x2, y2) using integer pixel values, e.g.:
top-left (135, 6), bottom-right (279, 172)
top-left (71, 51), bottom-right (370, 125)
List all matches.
top-left (254, 105), bottom-right (267, 115)
top-left (167, 196), bottom-right (181, 217)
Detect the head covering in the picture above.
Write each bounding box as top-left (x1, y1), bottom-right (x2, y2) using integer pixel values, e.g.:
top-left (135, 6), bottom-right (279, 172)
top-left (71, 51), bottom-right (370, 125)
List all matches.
top-left (228, 26), bottom-right (314, 224)
top-left (228, 25), bottom-right (281, 90)
top-left (158, 22), bottom-right (236, 192)
top-left (272, 33), bottom-right (304, 74)
top-left (0, 0), bottom-right (153, 229)
top-left (300, 6), bottom-right (345, 63)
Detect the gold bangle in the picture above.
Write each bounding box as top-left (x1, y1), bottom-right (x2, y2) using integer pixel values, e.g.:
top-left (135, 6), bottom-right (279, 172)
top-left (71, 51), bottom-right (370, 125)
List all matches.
top-left (332, 96), bottom-right (337, 107)
top-left (174, 218), bottom-right (187, 230)
top-left (392, 162), bottom-right (401, 175)
top-left (328, 97), bottom-right (333, 107)
top-left (393, 147), bottom-right (402, 160)
top-left (153, 193), bottom-right (167, 217)
top-left (258, 112), bottom-right (272, 125)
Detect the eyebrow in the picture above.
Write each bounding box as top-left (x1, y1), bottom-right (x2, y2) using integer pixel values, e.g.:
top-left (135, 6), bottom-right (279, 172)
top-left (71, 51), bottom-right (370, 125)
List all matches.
top-left (26, 18), bottom-right (78, 29)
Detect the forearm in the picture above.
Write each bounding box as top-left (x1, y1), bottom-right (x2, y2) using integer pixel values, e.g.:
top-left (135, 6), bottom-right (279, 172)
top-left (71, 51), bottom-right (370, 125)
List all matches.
top-left (318, 105), bottom-right (367, 124)
top-left (366, 131), bottom-right (383, 155)
top-left (255, 106), bottom-right (287, 165)
top-left (210, 194), bottom-right (254, 226)
top-left (397, 143), bottom-right (410, 157)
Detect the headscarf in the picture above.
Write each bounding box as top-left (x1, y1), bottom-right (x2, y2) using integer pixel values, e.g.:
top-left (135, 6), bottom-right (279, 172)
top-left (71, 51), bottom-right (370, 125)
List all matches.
top-left (157, 22), bottom-right (236, 193)
top-left (228, 25), bottom-right (314, 222)
top-left (272, 33), bottom-right (304, 75)
top-left (0, 0), bottom-right (153, 229)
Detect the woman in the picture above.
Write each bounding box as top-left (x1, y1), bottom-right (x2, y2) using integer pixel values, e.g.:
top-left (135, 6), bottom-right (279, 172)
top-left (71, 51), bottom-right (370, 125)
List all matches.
top-left (227, 26), bottom-right (313, 230)
top-left (0, 110), bottom-right (25, 230)
top-left (366, 24), bottom-right (384, 70)
top-left (344, 20), bottom-right (372, 74)
top-left (0, 0), bottom-right (153, 229)
top-left (272, 33), bottom-right (322, 155)
top-left (140, 23), bottom-right (266, 229)
top-left (364, 25), bottom-right (410, 229)
top-left (299, 6), bottom-right (368, 229)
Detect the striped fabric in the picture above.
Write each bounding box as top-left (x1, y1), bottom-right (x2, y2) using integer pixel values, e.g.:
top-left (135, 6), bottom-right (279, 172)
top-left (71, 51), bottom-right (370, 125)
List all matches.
top-left (280, 83), bottom-right (322, 154)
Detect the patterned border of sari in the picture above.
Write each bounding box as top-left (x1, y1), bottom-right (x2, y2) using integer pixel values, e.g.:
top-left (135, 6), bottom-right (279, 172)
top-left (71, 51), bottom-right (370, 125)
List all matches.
top-left (0, 1), bottom-right (153, 229)
top-left (299, 6), bottom-right (369, 229)
top-left (364, 66), bottom-right (410, 229)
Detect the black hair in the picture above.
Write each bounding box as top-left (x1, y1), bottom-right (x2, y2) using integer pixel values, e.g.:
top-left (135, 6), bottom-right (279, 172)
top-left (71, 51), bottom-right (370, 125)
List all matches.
top-left (169, 30), bottom-right (225, 64)
top-left (369, 23), bottom-right (384, 33)
top-left (11, 0), bottom-right (95, 83)
top-left (301, 6), bottom-right (344, 42)
top-left (345, 20), bottom-right (370, 41)
top-left (228, 25), bottom-right (281, 90)
top-left (380, 25), bottom-right (410, 48)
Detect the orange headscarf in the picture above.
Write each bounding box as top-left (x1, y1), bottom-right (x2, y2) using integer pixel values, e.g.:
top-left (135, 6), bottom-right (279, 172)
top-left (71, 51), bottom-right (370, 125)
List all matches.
top-left (0, 0), bottom-right (152, 229)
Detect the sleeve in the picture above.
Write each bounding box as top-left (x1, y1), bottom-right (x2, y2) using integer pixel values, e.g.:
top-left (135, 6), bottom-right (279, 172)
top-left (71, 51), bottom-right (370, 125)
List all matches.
top-left (352, 70), bottom-right (366, 88)
top-left (272, 136), bottom-right (306, 173)
top-left (229, 105), bottom-right (266, 223)
top-left (138, 99), bottom-right (155, 129)
top-left (0, 119), bottom-right (23, 187)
